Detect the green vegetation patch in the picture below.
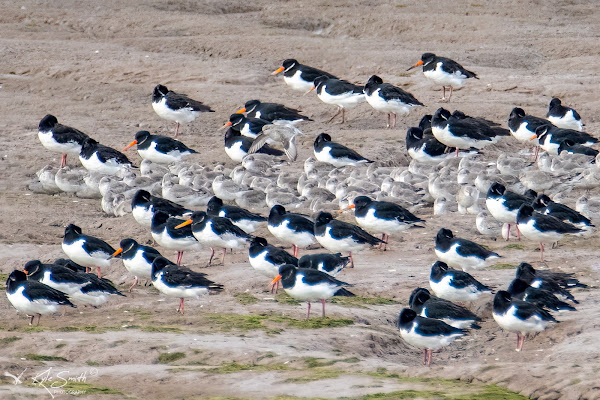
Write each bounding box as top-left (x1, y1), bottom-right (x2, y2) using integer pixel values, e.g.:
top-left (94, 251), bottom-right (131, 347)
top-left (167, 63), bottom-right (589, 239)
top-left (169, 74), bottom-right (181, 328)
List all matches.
top-left (157, 352), bottom-right (186, 364)
top-left (234, 293), bottom-right (259, 305)
top-left (25, 353), bottom-right (68, 362)
top-left (489, 263), bottom-right (517, 270)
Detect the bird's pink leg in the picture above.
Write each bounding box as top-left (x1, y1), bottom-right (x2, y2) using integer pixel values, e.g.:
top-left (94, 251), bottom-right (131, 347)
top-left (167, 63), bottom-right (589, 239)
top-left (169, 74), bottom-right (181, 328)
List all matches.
top-left (208, 248), bottom-right (215, 265)
top-left (426, 349), bottom-right (432, 366)
top-left (506, 224), bottom-right (511, 241)
top-left (128, 276), bottom-right (138, 292)
top-left (221, 248), bottom-right (226, 264)
top-left (391, 113), bottom-right (397, 129)
top-left (423, 349), bottom-right (428, 364)
top-left (321, 299), bottom-right (326, 317)
top-left (306, 302), bottom-right (311, 320)
top-left (540, 242), bottom-right (545, 262)
top-left (292, 245), bottom-right (298, 258)
top-left (516, 225), bottom-right (521, 240)
top-left (442, 86), bottom-right (446, 101)
top-left (175, 122), bottom-right (180, 137)
top-left (341, 108), bottom-right (346, 124)
top-left (177, 298), bottom-right (185, 314)
top-left (327, 108), bottom-right (342, 123)
top-left (96, 267), bottom-right (101, 278)
top-left (176, 251), bottom-right (183, 265)
top-left (387, 113), bottom-right (391, 129)
top-left (448, 86), bottom-right (454, 102)
top-left (60, 154), bottom-right (67, 168)
top-left (455, 147), bottom-right (459, 157)
top-left (534, 146), bottom-right (539, 161)
top-left (349, 251), bottom-right (354, 268)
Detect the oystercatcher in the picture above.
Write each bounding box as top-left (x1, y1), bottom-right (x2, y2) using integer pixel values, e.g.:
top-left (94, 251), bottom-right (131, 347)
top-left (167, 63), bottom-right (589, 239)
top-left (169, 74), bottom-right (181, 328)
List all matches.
top-left (350, 196), bottom-right (424, 250)
top-left (79, 137), bottom-right (133, 175)
top-left (486, 182), bottom-right (532, 240)
top-left (224, 127), bottom-right (284, 162)
top-left (409, 287), bottom-right (482, 329)
top-left (397, 308), bottom-right (466, 366)
top-left (298, 253), bottom-right (350, 277)
top-left (152, 84), bottom-right (214, 137)
top-left (267, 205), bottom-right (316, 257)
top-left (557, 139), bottom-right (599, 157)
top-left (151, 256), bottom-right (223, 314)
top-left (492, 290), bottom-right (557, 351)
top-left (271, 59), bottom-right (338, 93)
top-left (531, 124), bottom-right (597, 155)
top-left (507, 107), bottom-right (551, 159)
top-left (407, 53), bottom-right (478, 101)
top-left (310, 76), bottom-right (366, 124)
top-left (207, 196), bottom-right (266, 234)
top-left (113, 238), bottom-right (164, 291)
top-left (515, 262), bottom-right (583, 303)
top-left (249, 237), bottom-right (298, 291)
top-left (38, 114), bottom-right (89, 168)
top-left (532, 194), bottom-right (594, 233)
top-left (434, 228), bottom-right (500, 270)
top-left (131, 189), bottom-right (192, 228)
top-left (314, 211), bottom-right (383, 268)
top-left (271, 264), bottom-right (354, 319)
top-left (516, 204), bottom-right (581, 261)
top-left (62, 224), bottom-right (115, 278)
top-left (24, 260), bottom-right (124, 306)
top-left (123, 130), bottom-right (197, 164)
top-left (6, 270), bottom-right (75, 325)
top-left (429, 261), bottom-right (493, 302)
top-left (507, 278), bottom-right (576, 312)
top-left (313, 133), bottom-right (373, 168)
top-left (236, 99), bottom-right (312, 124)
top-left (364, 75), bottom-right (423, 128)
top-left (405, 127), bottom-right (478, 164)
top-left (151, 210), bottom-right (201, 265)
top-left (176, 211), bottom-right (252, 265)
top-left (222, 114), bottom-right (271, 139)
top-left (546, 98), bottom-right (584, 131)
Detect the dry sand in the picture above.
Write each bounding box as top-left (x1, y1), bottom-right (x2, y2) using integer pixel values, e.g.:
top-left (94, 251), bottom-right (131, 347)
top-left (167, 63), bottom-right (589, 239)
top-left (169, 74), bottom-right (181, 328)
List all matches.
top-left (1, 0), bottom-right (600, 399)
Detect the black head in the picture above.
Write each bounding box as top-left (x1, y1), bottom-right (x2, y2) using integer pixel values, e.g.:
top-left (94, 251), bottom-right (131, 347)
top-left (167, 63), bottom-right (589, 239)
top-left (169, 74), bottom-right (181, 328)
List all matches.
top-left (534, 124), bottom-right (551, 139)
top-left (352, 196), bottom-right (373, 210)
top-left (517, 204), bottom-right (534, 218)
top-left (433, 107), bottom-right (451, 121)
top-left (365, 75), bottom-right (383, 89)
top-left (430, 261), bottom-right (449, 279)
top-left (398, 308), bottom-right (418, 328)
top-left (244, 99), bottom-right (261, 112)
top-left (152, 210), bottom-right (171, 226)
top-left (7, 270), bottom-right (27, 286)
top-left (39, 114), bottom-right (58, 131)
top-left (488, 182), bottom-right (506, 197)
top-left (250, 236), bottom-right (268, 248)
top-left (451, 110), bottom-right (467, 119)
top-left (507, 278), bottom-right (530, 296)
top-left (558, 139), bottom-right (576, 153)
top-left (23, 260), bottom-right (44, 276)
top-left (229, 113), bottom-right (245, 127)
top-left (409, 287), bottom-right (431, 308)
top-left (153, 84), bottom-right (169, 99)
top-left (418, 115), bottom-right (433, 131)
top-left (534, 194), bottom-right (552, 208)
top-left (134, 130), bottom-right (152, 144)
top-left (315, 212), bottom-right (334, 226)
top-left (281, 59), bottom-right (298, 71)
top-left (81, 137), bottom-right (99, 150)
top-left (493, 290), bottom-right (512, 310)
top-left (224, 127), bottom-right (241, 142)
top-left (151, 256), bottom-right (173, 275)
top-left (118, 238), bottom-right (139, 255)
top-left (133, 189), bottom-right (152, 205)
top-left (523, 189), bottom-right (538, 200)
top-left (549, 98), bottom-right (561, 109)
top-left (277, 263), bottom-right (297, 280)
top-left (436, 228), bottom-right (454, 241)
top-left (207, 196), bottom-right (224, 215)
top-left (515, 262), bottom-right (535, 281)
top-left (314, 133), bottom-right (332, 146)
top-left (64, 224), bottom-right (82, 238)
top-left (313, 75), bottom-right (330, 88)
top-left (421, 53), bottom-right (436, 65)
top-left (509, 107), bottom-right (526, 121)
top-left (406, 127), bottom-right (424, 142)
top-left (189, 211), bottom-right (207, 222)
top-left (269, 205), bottom-right (287, 219)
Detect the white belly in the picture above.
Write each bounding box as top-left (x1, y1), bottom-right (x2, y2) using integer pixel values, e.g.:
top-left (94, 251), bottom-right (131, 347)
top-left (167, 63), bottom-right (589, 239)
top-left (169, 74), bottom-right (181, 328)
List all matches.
top-left (225, 141), bottom-right (247, 163)
top-left (429, 275), bottom-right (484, 302)
top-left (314, 147), bottom-right (367, 168)
top-left (434, 243), bottom-right (493, 270)
top-left (6, 287), bottom-right (60, 315)
top-left (365, 89), bottom-right (412, 115)
top-left (132, 205), bottom-right (153, 227)
top-left (152, 98), bottom-right (199, 124)
top-left (38, 130), bottom-right (81, 155)
top-left (249, 250), bottom-right (280, 278)
top-left (355, 209), bottom-right (409, 235)
top-left (493, 305), bottom-right (548, 334)
top-left (138, 142), bottom-right (183, 164)
top-left (423, 64), bottom-right (467, 87)
top-left (486, 197), bottom-right (518, 224)
top-left (284, 275), bottom-right (338, 302)
top-left (517, 219), bottom-right (564, 242)
top-left (123, 250), bottom-right (153, 279)
top-left (399, 323), bottom-right (462, 350)
top-left (62, 239), bottom-right (112, 268)
top-left (79, 152), bottom-right (122, 175)
top-left (548, 111), bottom-right (583, 131)
top-left (151, 229), bottom-right (201, 251)
top-left (317, 86), bottom-right (365, 108)
top-left (316, 226), bottom-right (369, 253)
top-left (152, 271), bottom-right (208, 298)
top-left (511, 122), bottom-right (539, 145)
top-left (192, 221), bottom-right (247, 249)
top-left (268, 221), bottom-right (315, 248)
top-left (283, 70), bottom-right (313, 92)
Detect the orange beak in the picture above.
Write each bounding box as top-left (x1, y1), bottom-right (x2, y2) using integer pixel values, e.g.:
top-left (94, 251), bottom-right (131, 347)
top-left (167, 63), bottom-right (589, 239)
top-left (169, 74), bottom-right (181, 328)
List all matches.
top-left (112, 248), bottom-right (123, 257)
top-left (530, 134), bottom-right (538, 141)
top-left (337, 204), bottom-right (355, 213)
top-left (304, 86), bottom-right (316, 95)
top-left (270, 274), bottom-right (282, 286)
top-left (220, 121), bottom-right (232, 129)
top-left (23, 269), bottom-right (29, 275)
top-left (271, 66), bottom-right (285, 76)
top-left (406, 60), bottom-right (423, 71)
top-left (175, 219), bottom-right (193, 229)
top-left (122, 140), bottom-right (137, 151)
top-left (235, 107), bottom-right (246, 114)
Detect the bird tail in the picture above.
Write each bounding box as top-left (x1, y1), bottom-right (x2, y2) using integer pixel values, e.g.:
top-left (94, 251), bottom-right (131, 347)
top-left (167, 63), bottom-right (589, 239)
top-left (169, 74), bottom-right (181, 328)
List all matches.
top-left (334, 288), bottom-right (355, 297)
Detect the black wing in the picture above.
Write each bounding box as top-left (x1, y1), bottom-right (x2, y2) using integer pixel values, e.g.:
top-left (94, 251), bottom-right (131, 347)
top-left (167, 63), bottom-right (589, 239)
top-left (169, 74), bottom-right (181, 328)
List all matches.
top-left (52, 124), bottom-right (89, 145)
top-left (328, 142), bottom-right (371, 162)
top-left (163, 265), bottom-right (223, 290)
top-left (96, 144), bottom-right (132, 165)
top-left (372, 201), bottom-right (424, 224)
top-left (454, 238), bottom-right (499, 259)
top-left (154, 136), bottom-right (197, 154)
top-left (438, 57), bottom-right (477, 78)
top-left (379, 84), bottom-right (423, 106)
top-left (512, 298), bottom-right (557, 322)
top-left (265, 245), bottom-right (298, 266)
top-left (414, 316), bottom-right (466, 336)
top-left (425, 298), bottom-right (481, 321)
top-left (532, 214), bottom-right (582, 235)
top-left (82, 235), bottom-right (116, 256)
top-left (299, 268), bottom-right (350, 287)
top-left (25, 281), bottom-right (75, 306)
top-left (450, 271), bottom-right (492, 291)
top-left (166, 91), bottom-right (213, 112)
top-left (222, 205), bottom-right (266, 222)
top-left (298, 66), bottom-right (338, 83)
top-left (328, 220), bottom-right (383, 245)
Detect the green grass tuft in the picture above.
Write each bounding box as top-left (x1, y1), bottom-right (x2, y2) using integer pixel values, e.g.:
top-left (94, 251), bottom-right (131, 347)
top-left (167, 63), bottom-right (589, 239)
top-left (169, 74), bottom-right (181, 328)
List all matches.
top-left (57, 382), bottom-right (122, 396)
top-left (234, 293), bottom-right (259, 305)
top-left (25, 353), bottom-right (68, 362)
top-left (157, 352), bottom-right (186, 364)
top-left (331, 296), bottom-right (398, 307)
top-left (208, 361), bottom-right (291, 374)
top-left (504, 244), bottom-right (525, 250)
top-left (0, 336), bottom-right (22, 345)
top-left (303, 357), bottom-right (360, 368)
top-left (276, 292), bottom-right (301, 305)
top-left (489, 263), bottom-right (517, 270)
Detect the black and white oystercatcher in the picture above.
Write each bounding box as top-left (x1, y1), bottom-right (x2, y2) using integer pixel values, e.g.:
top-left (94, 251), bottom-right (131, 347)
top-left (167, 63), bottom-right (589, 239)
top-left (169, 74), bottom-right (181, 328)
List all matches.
top-left (397, 308), bottom-right (466, 366)
top-left (507, 278), bottom-right (576, 312)
top-left (151, 210), bottom-right (201, 265)
top-left (38, 114), bottom-right (89, 168)
top-left (298, 253), bottom-right (350, 277)
top-left (113, 238), bottom-right (164, 291)
top-left (151, 256), bottom-right (223, 314)
top-left (314, 133), bottom-right (373, 168)
top-left (271, 59), bottom-right (338, 93)
top-left (271, 264), bottom-right (354, 319)
top-left (406, 127), bottom-right (478, 164)
top-left (429, 261), bottom-right (493, 302)
top-left (364, 75), bottom-right (423, 128)
top-left (486, 182), bottom-right (532, 240)
top-left (310, 76), bottom-right (366, 123)
top-left (152, 84), bottom-right (214, 137)
top-left (62, 224), bottom-right (115, 278)
top-left (236, 99), bottom-right (312, 125)
top-left (546, 98), bottom-right (584, 131)
top-left (222, 114), bottom-right (271, 139)
top-left (131, 189), bottom-right (192, 228)
top-left (434, 228), bottom-right (500, 270)
top-left (6, 270), bottom-right (75, 325)
top-left (224, 128), bottom-right (284, 162)
top-left (409, 287), bottom-right (482, 330)
top-left (249, 237), bottom-right (298, 289)
top-left (492, 290), bottom-right (557, 351)
top-left (407, 53), bottom-right (478, 101)
top-left (123, 130), bottom-right (197, 164)
top-left (79, 137), bottom-right (133, 176)
top-left (207, 196), bottom-right (266, 234)
top-left (267, 205), bottom-right (316, 257)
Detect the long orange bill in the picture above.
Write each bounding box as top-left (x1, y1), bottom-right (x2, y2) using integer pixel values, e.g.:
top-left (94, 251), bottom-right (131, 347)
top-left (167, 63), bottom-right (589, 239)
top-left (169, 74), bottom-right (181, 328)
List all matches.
top-left (529, 134), bottom-right (538, 141)
top-left (304, 86), bottom-right (316, 95)
top-left (123, 140), bottom-right (137, 151)
top-left (220, 121), bottom-right (232, 129)
top-left (175, 220), bottom-right (193, 229)
top-left (270, 66), bottom-right (285, 76)
top-left (235, 107), bottom-right (246, 114)
top-left (406, 60), bottom-right (423, 71)
top-left (112, 248), bottom-right (123, 257)
top-left (23, 269), bottom-right (29, 275)
top-left (337, 204), bottom-right (355, 213)
top-left (270, 275), bottom-right (282, 286)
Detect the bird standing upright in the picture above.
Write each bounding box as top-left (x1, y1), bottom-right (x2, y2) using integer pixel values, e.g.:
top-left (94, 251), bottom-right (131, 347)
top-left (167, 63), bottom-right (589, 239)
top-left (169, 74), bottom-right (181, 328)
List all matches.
top-left (152, 84), bottom-right (214, 137)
